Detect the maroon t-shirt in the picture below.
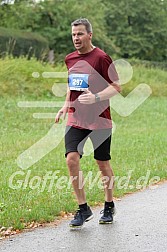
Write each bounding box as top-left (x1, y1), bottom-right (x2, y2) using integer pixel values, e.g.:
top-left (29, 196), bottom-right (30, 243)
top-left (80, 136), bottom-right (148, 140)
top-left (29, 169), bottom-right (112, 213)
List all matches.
top-left (65, 47), bottom-right (118, 130)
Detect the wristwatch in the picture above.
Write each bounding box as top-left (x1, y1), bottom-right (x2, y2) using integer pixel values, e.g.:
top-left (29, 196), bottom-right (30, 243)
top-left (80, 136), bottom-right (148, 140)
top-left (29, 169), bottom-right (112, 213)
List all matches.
top-left (94, 93), bottom-right (100, 102)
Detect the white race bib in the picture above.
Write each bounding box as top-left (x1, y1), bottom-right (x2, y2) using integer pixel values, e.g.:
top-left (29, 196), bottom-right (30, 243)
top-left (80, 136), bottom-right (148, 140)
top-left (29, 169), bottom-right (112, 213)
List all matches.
top-left (68, 74), bottom-right (89, 91)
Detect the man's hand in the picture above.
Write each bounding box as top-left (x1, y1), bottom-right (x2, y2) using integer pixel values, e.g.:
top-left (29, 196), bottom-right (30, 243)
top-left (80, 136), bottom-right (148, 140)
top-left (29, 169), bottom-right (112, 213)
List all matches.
top-left (78, 89), bottom-right (95, 104)
top-left (55, 106), bottom-right (68, 123)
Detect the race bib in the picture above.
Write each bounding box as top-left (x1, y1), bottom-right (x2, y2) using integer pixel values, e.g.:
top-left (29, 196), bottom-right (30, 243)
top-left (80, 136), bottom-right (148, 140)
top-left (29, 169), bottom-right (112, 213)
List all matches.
top-left (68, 74), bottom-right (89, 91)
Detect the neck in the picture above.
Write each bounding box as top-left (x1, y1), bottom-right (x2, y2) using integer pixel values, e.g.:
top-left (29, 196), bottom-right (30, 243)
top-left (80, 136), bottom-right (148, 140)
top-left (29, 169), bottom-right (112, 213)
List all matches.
top-left (78, 44), bottom-right (95, 54)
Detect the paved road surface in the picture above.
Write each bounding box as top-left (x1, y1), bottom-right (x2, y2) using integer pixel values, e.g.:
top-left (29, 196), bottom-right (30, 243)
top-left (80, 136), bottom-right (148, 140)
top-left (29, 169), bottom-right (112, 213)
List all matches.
top-left (0, 182), bottom-right (167, 252)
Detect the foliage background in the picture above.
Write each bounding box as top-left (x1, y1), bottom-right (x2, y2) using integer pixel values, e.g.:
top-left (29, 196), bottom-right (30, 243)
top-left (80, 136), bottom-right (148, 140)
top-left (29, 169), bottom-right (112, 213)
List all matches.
top-left (0, 0), bottom-right (167, 61)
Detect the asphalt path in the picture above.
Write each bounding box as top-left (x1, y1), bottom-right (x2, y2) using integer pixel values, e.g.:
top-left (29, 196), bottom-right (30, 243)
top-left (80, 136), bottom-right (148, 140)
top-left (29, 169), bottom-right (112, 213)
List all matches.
top-left (0, 182), bottom-right (167, 252)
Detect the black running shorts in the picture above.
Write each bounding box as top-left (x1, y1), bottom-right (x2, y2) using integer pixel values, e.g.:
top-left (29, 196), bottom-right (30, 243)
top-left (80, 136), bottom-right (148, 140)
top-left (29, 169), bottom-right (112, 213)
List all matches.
top-left (65, 126), bottom-right (112, 161)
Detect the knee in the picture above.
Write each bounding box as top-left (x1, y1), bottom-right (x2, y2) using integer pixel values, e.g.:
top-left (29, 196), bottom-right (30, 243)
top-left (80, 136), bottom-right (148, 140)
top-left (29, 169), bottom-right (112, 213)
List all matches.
top-left (66, 152), bottom-right (80, 171)
top-left (96, 160), bottom-right (109, 171)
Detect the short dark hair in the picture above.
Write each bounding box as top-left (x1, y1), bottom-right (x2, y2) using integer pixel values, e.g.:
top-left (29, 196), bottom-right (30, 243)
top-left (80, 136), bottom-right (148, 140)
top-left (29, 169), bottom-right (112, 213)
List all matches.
top-left (71, 18), bottom-right (92, 33)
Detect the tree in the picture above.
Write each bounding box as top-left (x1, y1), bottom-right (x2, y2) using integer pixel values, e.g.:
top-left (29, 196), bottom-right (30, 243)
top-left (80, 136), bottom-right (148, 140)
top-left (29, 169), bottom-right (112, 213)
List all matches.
top-left (29, 0), bottom-right (113, 56)
top-left (0, 0), bottom-right (15, 4)
top-left (1, 0), bottom-right (167, 61)
top-left (104, 0), bottom-right (167, 61)
top-left (0, 0), bottom-right (114, 59)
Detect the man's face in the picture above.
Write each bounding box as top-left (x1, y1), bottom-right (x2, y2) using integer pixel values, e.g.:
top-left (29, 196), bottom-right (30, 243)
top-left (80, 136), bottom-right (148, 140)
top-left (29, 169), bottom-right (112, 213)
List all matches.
top-left (72, 24), bottom-right (92, 53)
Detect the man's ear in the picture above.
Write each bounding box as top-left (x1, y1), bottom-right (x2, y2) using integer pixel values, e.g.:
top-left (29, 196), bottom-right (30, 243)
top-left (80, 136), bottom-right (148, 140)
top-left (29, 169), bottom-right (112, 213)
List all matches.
top-left (89, 32), bottom-right (93, 40)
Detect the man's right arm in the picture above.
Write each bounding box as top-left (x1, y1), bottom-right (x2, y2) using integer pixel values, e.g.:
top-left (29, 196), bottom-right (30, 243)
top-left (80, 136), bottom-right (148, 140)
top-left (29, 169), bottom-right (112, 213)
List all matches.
top-left (55, 87), bottom-right (70, 123)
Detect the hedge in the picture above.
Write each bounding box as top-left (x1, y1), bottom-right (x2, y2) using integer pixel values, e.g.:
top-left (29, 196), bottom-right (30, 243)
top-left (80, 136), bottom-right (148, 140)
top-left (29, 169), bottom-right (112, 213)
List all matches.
top-left (128, 58), bottom-right (167, 70)
top-left (0, 27), bottom-right (49, 60)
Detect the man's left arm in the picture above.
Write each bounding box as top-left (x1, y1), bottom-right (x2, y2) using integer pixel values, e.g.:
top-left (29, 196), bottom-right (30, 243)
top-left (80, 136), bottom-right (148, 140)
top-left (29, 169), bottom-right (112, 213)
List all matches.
top-left (96, 82), bottom-right (121, 101)
top-left (78, 82), bottom-right (121, 104)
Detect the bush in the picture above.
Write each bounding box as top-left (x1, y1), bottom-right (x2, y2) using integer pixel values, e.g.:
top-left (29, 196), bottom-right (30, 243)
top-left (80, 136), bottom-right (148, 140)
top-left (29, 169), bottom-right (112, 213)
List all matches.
top-left (128, 58), bottom-right (167, 70)
top-left (0, 27), bottom-right (49, 60)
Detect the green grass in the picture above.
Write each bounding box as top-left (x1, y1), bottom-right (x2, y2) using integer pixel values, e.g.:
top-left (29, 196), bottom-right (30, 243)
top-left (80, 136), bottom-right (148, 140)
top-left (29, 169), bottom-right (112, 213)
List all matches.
top-left (0, 57), bottom-right (167, 230)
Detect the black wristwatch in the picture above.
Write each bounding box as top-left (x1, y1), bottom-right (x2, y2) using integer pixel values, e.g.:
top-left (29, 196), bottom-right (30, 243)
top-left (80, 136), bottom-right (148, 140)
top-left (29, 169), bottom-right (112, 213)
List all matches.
top-left (94, 93), bottom-right (100, 102)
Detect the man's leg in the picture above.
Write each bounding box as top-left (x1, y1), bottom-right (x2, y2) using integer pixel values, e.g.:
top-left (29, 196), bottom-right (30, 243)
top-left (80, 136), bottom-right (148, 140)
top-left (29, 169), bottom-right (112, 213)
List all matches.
top-left (96, 160), bottom-right (114, 202)
top-left (66, 151), bottom-right (93, 227)
top-left (90, 129), bottom-right (116, 224)
top-left (66, 151), bottom-right (86, 204)
top-left (96, 160), bottom-right (115, 224)
top-left (89, 128), bottom-right (114, 200)
top-left (65, 127), bottom-right (93, 227)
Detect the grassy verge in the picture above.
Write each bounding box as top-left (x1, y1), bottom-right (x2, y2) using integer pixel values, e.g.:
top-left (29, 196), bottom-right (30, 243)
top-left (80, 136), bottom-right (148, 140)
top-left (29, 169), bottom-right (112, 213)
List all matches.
top-left (0, 57), bottom-right (167, 232)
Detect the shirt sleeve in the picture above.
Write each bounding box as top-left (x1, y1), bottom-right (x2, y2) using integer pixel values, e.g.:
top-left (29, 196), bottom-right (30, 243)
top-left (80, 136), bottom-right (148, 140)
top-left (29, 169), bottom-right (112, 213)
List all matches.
top-left (102, 54), bottom-right (119, 84)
